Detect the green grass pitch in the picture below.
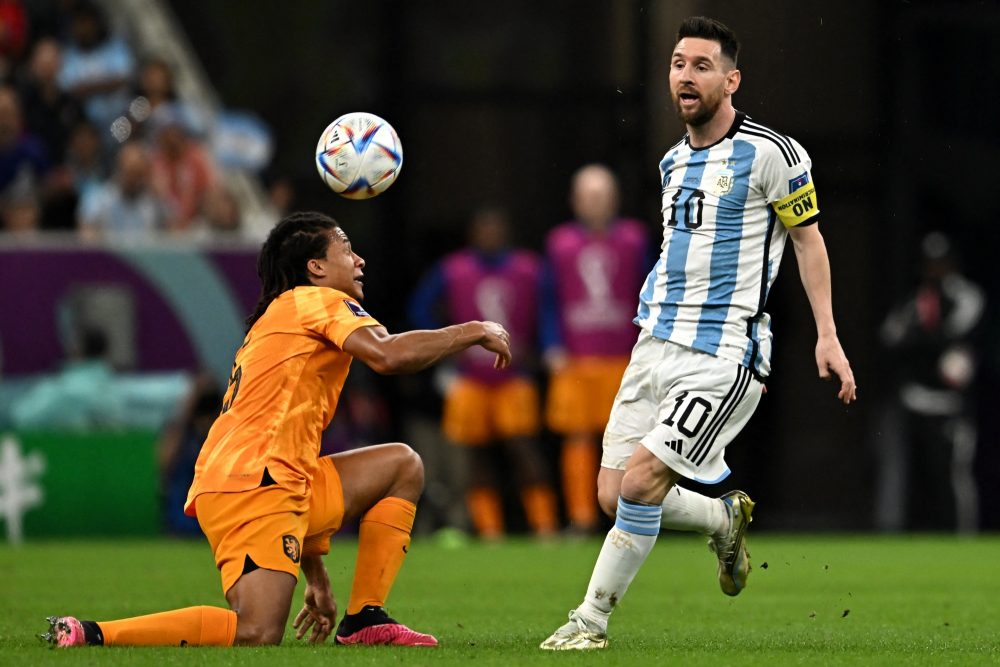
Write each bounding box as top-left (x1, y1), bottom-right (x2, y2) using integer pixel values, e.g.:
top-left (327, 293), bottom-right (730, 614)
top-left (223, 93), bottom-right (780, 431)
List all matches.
top-left (2, 534), bottom-right (998, 665)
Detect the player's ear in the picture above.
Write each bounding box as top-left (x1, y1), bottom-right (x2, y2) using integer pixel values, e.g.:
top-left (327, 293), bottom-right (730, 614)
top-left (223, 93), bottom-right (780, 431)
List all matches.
top-left (725, 68), bottom-right (741, 96)
top-left (306, 257), bottom-right (326, 280)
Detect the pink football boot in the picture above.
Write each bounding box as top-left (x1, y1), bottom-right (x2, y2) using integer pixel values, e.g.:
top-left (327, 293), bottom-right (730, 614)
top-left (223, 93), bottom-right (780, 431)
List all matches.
top-left (40, 616), bottom-right (86, 647)
top-left (335, 606), bottom-right (437, 647)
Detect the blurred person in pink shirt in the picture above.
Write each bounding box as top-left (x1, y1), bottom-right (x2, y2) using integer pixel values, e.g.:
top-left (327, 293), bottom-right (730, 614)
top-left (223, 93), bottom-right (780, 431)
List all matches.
top-left (542, 164), bottom-right (650, 533)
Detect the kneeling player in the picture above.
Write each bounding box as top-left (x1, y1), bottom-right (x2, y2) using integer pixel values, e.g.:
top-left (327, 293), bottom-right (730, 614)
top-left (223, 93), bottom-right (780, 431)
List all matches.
top-left (43, 212), bottom-right (513, 647)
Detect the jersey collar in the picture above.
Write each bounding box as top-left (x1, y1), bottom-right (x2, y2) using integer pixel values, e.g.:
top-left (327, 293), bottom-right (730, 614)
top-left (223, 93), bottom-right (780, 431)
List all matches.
top-left (685, 111), bottom-right (747, 151)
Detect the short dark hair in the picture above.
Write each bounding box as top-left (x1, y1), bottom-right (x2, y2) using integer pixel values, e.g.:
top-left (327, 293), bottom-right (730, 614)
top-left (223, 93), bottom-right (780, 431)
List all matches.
top-left (677, 16), bottom-right (740, 66)
top-left (246, 211), bottom-right (340, 329)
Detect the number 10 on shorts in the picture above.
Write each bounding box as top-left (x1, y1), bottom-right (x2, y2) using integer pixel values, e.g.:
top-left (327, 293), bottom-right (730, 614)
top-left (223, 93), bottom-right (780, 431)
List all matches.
top-left (663, 391), bottom-right (713, 438)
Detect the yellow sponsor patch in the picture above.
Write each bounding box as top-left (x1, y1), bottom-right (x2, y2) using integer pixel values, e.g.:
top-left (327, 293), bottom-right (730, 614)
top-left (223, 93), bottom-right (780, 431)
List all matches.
top-left (772, 183), bottom-right (819, 227)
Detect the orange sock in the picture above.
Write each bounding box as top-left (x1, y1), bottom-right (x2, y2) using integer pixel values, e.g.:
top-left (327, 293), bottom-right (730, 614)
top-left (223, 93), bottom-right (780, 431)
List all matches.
top-left (98, 606), bottom-right (236, 646)
top-left (561, 435), bottom-right (599, 528)
top-left (346, 497), bottom-right (416, 615)
top-left (466, 486), bottom-right (504, 539)
top-left (521, 484), bottom-right (559, 535)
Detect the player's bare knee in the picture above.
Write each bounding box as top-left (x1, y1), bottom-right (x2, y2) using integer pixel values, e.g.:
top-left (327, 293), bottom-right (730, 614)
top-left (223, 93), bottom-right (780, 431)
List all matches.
top-left (597, 484), bottom-right (621, 519)
top-left (403, 444), bottom-right (425, 490)
top-left (598, 487), bottom-right (618, 518)
top-left (389, 442), bottom-right (424, 498)
top-left (596, 468), bottom-right (624, 517)
top-left (234, 620), bottom-right (284, 646)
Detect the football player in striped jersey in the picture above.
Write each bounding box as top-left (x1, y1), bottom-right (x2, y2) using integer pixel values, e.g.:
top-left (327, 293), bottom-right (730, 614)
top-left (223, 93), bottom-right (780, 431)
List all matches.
top-left (542, 15), bottom-right (856, 650)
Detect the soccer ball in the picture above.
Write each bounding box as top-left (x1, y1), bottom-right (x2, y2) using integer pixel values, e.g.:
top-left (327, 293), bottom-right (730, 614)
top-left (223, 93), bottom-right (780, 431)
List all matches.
top-left (315, 112), bottom-right (403, 200)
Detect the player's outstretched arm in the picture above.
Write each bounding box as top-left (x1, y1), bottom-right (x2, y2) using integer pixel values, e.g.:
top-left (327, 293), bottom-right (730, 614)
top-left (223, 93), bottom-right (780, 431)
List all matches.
top-left (788, 224), bottom-right (857, 405)
top-left (343, 321), bottom-right (512, 375)
top-left (294, 555), bottom-right (337, 643)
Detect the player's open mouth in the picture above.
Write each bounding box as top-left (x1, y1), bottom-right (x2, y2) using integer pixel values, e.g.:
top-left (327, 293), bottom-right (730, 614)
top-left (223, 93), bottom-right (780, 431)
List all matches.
top-left (679, 92), bottom-right (699, 104)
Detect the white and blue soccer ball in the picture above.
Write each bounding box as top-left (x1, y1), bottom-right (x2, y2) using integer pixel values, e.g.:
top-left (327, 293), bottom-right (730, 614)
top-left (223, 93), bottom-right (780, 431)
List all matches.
top-left (315, 112), bottom-right (402, 200)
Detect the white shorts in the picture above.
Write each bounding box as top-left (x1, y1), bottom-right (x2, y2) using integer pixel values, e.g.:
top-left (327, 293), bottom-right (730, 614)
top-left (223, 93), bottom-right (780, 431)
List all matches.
top-left (601, 331), bottom-right (763, 484)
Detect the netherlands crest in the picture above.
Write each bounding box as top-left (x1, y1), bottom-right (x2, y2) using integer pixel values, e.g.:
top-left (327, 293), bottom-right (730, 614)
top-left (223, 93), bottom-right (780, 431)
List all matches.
top-left (282, 535), bottom-right (301, 563)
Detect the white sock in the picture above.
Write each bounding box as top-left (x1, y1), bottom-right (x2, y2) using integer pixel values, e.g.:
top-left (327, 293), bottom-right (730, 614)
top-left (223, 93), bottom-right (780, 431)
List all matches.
top-left (576, 497), bottom-right (661, 630)
top-left (660, 485), bottom-right (727, 535)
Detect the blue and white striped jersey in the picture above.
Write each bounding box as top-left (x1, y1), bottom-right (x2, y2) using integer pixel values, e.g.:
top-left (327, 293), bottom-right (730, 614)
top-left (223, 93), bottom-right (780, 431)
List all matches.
top-left (635, 112), bottom-right (819, 379)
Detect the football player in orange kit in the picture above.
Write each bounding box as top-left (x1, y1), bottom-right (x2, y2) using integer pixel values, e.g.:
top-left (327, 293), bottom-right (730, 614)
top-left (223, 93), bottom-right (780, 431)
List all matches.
top-left (43, 211), bottom-right (512, 648)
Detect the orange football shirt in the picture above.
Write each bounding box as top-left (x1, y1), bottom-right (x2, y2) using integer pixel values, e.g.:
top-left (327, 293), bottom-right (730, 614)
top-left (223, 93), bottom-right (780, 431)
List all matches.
top-left (184, 285), bottom-right (380, 516)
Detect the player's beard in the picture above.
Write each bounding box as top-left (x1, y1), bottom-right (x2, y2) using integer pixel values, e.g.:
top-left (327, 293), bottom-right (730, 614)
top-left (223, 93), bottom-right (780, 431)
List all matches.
top-left (672, 90), bottom-right (722, 127)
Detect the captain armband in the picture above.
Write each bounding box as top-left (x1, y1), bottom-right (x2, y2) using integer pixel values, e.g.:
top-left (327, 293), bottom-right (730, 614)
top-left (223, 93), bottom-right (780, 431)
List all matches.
top-left (772, 183), bottom-right (819, 228)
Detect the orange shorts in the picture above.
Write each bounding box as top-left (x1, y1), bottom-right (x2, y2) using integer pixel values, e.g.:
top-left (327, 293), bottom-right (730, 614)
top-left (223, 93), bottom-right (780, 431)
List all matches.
top-left (546, 356), bottom-right (630, 434)
top-left (195, 456), bottom-right (345, 594)
top-left (443, 376), bottom-right (540, 446)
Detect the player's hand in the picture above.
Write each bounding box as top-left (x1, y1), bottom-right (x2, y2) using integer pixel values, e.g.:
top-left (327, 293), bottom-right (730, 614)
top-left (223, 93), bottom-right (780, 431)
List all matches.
top-left (815, 334), bottom-right (857, 405)
top-left (479, 321), bottom-right (512, 370)
top-left (293, 582), bottom-right (337, 644)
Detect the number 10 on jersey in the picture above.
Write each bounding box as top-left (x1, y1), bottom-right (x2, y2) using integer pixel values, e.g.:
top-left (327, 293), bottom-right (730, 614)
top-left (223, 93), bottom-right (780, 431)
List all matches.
top-left (667, 188), bottom-right (705, 230)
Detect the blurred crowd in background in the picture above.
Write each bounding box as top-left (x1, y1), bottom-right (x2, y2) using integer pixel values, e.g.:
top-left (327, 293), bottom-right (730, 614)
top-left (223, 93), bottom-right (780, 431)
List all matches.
top-left (1, 0), bottom-right (996, 540)
top-left (0, 0), bottom-right (287, 241)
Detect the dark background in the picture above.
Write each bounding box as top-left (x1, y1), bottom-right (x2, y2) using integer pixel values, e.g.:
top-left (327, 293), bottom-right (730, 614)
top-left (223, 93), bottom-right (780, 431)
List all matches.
top-left (169, 0), bottom-right (1000, 530)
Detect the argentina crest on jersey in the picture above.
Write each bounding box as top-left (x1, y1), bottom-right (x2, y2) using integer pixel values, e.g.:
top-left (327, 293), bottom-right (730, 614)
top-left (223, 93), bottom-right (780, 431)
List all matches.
top-left (710, 159), bottom-right (739, 196)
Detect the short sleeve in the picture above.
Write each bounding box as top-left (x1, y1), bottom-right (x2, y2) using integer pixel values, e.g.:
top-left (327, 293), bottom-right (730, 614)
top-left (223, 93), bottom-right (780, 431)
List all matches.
top-left (757, 137), bottom-right (819, 228)
top-left (294, 287), bottom-right (381, 348)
